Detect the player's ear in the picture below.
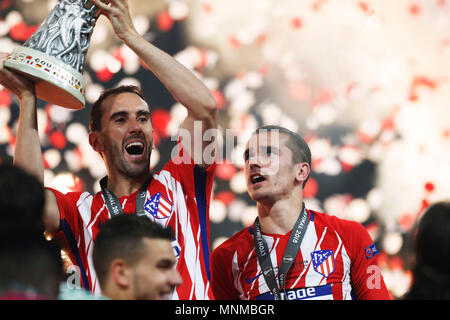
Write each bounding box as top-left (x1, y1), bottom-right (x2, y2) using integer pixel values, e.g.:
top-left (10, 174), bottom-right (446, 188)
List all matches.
top-left (295, 162), bottom-right (310, 185)
top-left (89, 131), bottom-right (105, 153)
top-left (110, 259), bottom-right (133, 289)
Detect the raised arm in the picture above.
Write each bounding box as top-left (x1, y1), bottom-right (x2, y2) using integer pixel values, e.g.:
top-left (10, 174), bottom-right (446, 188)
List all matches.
top-left (0, 53), bottom-right (61, 233)
top-left (92, 0), bottom-right (218, 167)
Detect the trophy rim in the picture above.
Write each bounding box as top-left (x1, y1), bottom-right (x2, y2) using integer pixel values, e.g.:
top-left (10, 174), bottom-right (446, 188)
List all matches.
top-left (5, 47), bottom-right (86, 110)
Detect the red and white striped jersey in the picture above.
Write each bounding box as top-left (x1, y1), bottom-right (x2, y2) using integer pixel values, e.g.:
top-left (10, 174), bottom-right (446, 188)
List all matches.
top-left (48, 155), bottom-right (216, 300)
top-left (211, 209), bottom-right (390, 300)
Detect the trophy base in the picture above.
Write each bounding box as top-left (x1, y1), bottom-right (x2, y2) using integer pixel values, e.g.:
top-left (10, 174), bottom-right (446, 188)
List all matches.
top-left (4, 47), bottom-right (85, 110)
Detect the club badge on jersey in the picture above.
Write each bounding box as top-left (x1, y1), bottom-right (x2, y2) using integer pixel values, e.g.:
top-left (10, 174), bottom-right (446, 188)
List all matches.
top-left (144, 192), bottom-right (173, 220)
top-left (311, 249), bottom-right (336, 278)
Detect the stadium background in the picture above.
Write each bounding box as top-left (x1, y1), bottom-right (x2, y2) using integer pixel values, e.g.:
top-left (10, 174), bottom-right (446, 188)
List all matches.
top-left (1, 0), bottom-right (450, 299)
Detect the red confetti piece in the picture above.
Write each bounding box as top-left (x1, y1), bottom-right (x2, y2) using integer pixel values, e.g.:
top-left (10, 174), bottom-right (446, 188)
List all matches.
top-left (312, 0), bottom-right (327, 11)
top-left (412, 76), bottom-right (437, 89)
top-left (73, 146), bottom-right (83, 167)
top-left (424, 182), bottom-right (435, 192)
top-left (418, 144), bottom-right (426, 154)
top-left (96, 67), bottom-right (114, 82)
top-left (358, 2), bottom-right (370, 13)
top-left (303, 177), bottom-right (318, 198)
top-left (409, 75), bottom-right (437, 101)
top-left (151, 109), bottom-right (171, 138)
top-left (216, 162), bottom-right (237, 180)
top-left (258, 65), bottom-right (269, 76)
top-left (421, 198), bottom-right (430, 210)
top-left (256, 33), bottom-right (268, 45)
top-left (310, 90), bottom-right (334, 107)
top-left (157, 11), bottom-right (174, 32)
top-left (289, 81), bottom-right (312, 102)
top-left (202, 3), bottom-right (213, 13)
top-left (0, 0), bottom-right (12, 10)
top-left (340, 160), bottom-right (354, 172)
top-left (211, 89), bottom-right (225, 110)
top-left (44, 119), bottom-right (52, 135)
top-left (356, 131), bottom-right (374, 145)
top-left (398, 213), bottom-right (415, 231)
top-left (228, 36), bottom-right (242, 49)
top-left (197, 49), bottom-right (208, 69)
top-left (9, 22), bottom-right (28, 42)
top-left (387, 256), bottom-right (404, 271)
top-left (365, 222), bottom-right (379, 236)
top-left (409, 3), bottom-right (421, 15)
top-left (24, 25), bottom-right (38, 39)
top-left (214, 191), bottom-right (236, 206)
top-left (311, 158), bottom-right (323, 171)
top-left (8, 22), bottom-right (38, 42)
top-left (49, 130), bottom-right (67, 150)
top-left (0, 89), bottom-right (12, 107)
top-left (408, 90), bottom-right (418, 102)
top-left (111, 47), bottom-right (125, 66)
top-left (71, 175), bottom-right (85, 192)
top-left (42, 154), bottom-right (50, 169)
top-left (291, 17), bottom-right (303, 29)
top-left (346, 82), bottom-right (358, 96)
top-left (381, 113), bottom-right (396, 131)
top-left (152, 130), bottom-right (161, 147)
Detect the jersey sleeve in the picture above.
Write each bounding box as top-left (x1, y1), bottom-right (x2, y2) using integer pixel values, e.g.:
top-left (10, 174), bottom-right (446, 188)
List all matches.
top-left (162, 140), bottom-right (217, 299)
top-left (169, 139), bottom-right (217, 191)
top-left (163, 142), bottom-right (216, 221)
top-left (45, 188), bottom-right (97, 291)
top-left (211, 243), bottom-right (240, 300)
top-left (45, 187), bottom-right (83, 237)
top-left (342, 220), bottom-right (390, 300)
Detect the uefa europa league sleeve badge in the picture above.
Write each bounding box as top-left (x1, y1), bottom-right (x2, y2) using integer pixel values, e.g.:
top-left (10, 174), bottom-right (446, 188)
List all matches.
top-left (4, 0), bottom-right (102, 109)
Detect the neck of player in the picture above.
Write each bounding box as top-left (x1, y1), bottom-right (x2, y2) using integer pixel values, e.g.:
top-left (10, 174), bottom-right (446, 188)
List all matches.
top-left (257, 193), bottom-right (304, 235)
top-left (106, 171), bottom-right (151, 198)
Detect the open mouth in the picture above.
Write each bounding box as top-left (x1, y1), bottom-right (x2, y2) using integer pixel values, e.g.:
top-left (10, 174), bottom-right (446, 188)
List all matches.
top-left (125, 141), bottom-right (145, 156)
top-left (250, 174), bottom-right (266, 184)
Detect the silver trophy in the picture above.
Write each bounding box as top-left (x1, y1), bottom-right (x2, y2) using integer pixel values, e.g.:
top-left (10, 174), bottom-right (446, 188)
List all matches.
top-left (4, 0), bottom-right (101, 109)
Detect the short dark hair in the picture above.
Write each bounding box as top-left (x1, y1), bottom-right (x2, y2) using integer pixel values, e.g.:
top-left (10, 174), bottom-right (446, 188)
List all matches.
top-left (93, 215), bottom-right (174, 288)
top-left (0, 164), bottom-right (45, 234)
top-left (253, 125), bottom-right (312, 188)
top-left (89, 85), bottom-right (149, 132)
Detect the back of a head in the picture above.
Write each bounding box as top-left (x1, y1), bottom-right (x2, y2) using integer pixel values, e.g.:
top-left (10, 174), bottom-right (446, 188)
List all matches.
top-left (93, 215), bottom-right (174, 288)
top-left (406, 201), bottom-right (450, 299)
top-left (0, 165), bottom-right (61, 299)
top-left (0, 234), bottom-right (63, 299)
top-left (0, 164), bottom-right (45, 235)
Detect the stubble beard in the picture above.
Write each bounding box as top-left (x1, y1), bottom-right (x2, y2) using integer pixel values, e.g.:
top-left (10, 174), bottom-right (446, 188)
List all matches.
top-left (107, 139), bottom-right (152, 179)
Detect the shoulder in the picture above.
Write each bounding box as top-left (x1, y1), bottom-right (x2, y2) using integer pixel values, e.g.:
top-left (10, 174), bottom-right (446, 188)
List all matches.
top-left (46, 187), bottom-right (93, 204)
top-left (212, 227), bottom-right (252, 259)
top-left (155, 159), bottom-right (215, 181)
top-left (309, 209), bottom-right (371, 242)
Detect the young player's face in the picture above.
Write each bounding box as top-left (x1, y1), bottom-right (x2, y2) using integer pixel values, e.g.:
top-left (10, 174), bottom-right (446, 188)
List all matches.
top-left (131, 238), bottom-right (182, 300)
top-left (98, 92), bottom-right (153, 178)
top-left (244, 132), bottom-right (299, 203)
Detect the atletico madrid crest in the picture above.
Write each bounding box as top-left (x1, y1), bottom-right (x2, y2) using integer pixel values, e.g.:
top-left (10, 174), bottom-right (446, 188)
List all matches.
top-left (311, 249), bottom-right (335, 278)
top-left (144, 192), bottom-right (173, 220)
